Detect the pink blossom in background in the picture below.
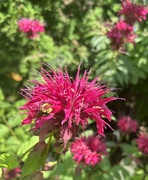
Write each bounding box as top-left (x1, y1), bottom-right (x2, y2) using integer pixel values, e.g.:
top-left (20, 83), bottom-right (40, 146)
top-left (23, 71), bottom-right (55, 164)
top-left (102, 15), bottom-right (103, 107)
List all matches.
top-left (107, 20), bottom-right (136, 50)
top-left (136, 131), bottom-right (148, 156)
top-left (119, 0), bottom-right (148, 24)
top-left (70, 136), bottom-right (107, 166)
top-left (18, 18), bottom-right (45, 38)
top-left (3, 167), bottom-right (21, 179)
top-left (117, 116), bottom-right (138, 133)
top-left (19, 65), bottom-right (116, 147)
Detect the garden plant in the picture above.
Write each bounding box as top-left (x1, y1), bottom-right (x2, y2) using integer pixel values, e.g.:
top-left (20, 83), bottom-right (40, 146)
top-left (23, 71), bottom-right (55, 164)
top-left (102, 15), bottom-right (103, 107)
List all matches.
top-left (0, 0), bottom-right (148, 179)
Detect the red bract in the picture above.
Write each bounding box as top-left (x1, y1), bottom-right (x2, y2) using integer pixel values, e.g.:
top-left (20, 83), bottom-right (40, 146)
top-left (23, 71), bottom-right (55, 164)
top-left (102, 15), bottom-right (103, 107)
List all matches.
top-left (70, 136), bottom-right (107, 166)
top-left (117, 116), bottom-right (138, 133)
top-left (18, 18), bottom-right (45, 38)
top-left (119, 0), bottom-right (148, 24)
top-left (107, 20), bottom-right (135, 50)
top-left (136, 131), bottom-right (148, 156)
top-left (19, 65), bottom-right (116, 146)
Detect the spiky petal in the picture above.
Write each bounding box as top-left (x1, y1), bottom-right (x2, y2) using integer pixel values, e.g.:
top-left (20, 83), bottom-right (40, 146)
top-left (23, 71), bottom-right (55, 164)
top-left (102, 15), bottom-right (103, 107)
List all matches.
top-left (136, 131), bottom-right (148, 156)
top-left (107, 20), bottom-right (136, 50)
top-left (70, 136), bottom-right (107, 166)
top-left (19, 65), bottom-right (116, 146)
top-left (18, 18), bottom-right (45, 38)
top-left (117, 116), bottom-right (138, 133)
top-left (119, 0), bottom-right (148, 24)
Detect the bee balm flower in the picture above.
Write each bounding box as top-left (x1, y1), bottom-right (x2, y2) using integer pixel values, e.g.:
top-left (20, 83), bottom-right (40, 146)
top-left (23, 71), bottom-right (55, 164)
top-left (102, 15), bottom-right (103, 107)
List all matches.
top-left (136, 131), bottom-right (148, 156)
top-left (119, 0), bottom-right (148, 24)
top-left (107, 20), bottom-right (135, 50)
top-left (117, 116), bottom-right (138, 133)
top-left (70, 136), bottom-right (107, 166)
top-left (18, 18), bottom-right (45, 38)
top-left (19, 65), bottom-right (116, 146)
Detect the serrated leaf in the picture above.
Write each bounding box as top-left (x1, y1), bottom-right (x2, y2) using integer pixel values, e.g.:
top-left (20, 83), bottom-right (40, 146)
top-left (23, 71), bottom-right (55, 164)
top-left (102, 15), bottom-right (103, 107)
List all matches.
top-left (0, 154), bottom-right (19, 169)
top-left (17, 136), bottom-right (39, 160)
top-left (21, 142), bottom-right (47, 179)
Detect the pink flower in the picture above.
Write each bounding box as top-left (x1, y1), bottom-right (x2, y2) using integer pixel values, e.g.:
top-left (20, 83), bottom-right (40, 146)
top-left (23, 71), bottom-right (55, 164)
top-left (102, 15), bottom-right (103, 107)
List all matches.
top-left (136, 131), bottom-right (148, 156)
top-left (19, 65), bottom-right (116, 146)
top-left (119, 0), bottom-right (148, 24)
top-left (117, 116), bottom-right (138, 133)
top-left (107, 20), bottom-right (136, 50)
top-left (70, 136), bottom-right (107, 166)
top-left (18, 18), bottom-right (45, 38)
top-left (3, 167), bottom-right (21, 179)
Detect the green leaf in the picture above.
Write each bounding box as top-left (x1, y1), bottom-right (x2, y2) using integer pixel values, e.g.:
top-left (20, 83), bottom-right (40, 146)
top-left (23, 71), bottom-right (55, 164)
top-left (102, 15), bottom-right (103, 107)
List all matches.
top-left (120, 143), bottom-right (138, 154)
top-left (0, 89), bottom-right (5, 101)
top-left (0, 124), bottom-right (9, 138)
top-left (101, 173), bottom-right (114, 180)
top-left (21, 142), bottom-right (47, 179)
top-left (80, 129), bottom-right (94, 137)
top-left (0, 154), bottom-right (19, 169)
top-left (111, 164), bottom-right (130, 179)
top-left (50, 151), bottom-right (74, 177)
top-left (21, 171), bottom-right (43, 180)
top-left (17, 136), bottom-right (39, 160)
top-left (106, 141), bottom-right (116, 148)
top-left (123, 157), bottom-right (132, 165)
top-left (100, 156), bottom-right (111, 172)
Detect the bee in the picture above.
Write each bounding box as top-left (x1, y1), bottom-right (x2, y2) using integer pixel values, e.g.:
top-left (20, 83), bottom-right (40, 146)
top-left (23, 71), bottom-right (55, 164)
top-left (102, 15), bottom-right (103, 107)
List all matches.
top-left (35, 103), bottom-right (52, 118)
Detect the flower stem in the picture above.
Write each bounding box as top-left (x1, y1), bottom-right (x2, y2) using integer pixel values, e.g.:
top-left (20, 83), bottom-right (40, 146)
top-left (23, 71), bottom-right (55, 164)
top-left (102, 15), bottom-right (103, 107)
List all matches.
top-left (42, 133), bottom-right (53, 170)
top-left (1, 115), bottom-right (21, 144)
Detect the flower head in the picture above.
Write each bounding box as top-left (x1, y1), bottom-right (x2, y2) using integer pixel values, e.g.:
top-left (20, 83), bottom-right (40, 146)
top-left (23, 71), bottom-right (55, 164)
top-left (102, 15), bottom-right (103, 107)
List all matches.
top-left (107, 20), bottom-right (136, 50)
top-left (19, 65), bottom-right (116, 146)
top-left (119, 0), bottom-right (148, 24)
top-left (136, 131), bottom-right (148, 156)
top-left (70, 136), bottom-right (107, 166)
top-left (117, 116), bottom-right (138, 133)
top-left (18, 18), bottom-right (45, 38)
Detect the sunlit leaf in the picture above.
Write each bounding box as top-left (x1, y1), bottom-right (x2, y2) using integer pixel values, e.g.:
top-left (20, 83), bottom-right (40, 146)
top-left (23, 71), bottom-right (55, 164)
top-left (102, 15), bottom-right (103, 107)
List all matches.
top-left (0, 154), bottom-right (19, 169)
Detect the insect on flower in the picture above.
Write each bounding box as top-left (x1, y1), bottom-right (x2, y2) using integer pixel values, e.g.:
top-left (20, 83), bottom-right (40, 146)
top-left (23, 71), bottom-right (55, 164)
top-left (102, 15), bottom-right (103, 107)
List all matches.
top-left (19, 64), bottom-right (117, 147)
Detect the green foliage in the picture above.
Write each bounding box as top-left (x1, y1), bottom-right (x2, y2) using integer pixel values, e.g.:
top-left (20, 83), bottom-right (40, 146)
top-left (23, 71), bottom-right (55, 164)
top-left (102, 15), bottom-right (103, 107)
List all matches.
top-left (0, 0), bottom-right (148, 179)
top-left (49, 151), bottom-right (75, 179)
top-left (0, 154), bottom-right (19, 169)
top-left (21, 142), bottom-right (47, 179)
top-left (17, 136), bottom-right (39, 161)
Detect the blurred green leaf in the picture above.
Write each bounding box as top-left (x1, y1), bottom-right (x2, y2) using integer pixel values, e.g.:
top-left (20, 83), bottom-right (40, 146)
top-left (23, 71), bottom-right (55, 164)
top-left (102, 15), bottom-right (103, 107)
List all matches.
top-left (17, 136), bottom-right (39, 160)
top-left (0, 154), bottom-right (19, 169)
top-left (100, 156), bottom-right (111, 172)
top-left (0, 124), bottom-right (9, 138)
top-left (120, 143), bottom-right (138, 154)
top-left (50, 151), bottom-right (74, 177)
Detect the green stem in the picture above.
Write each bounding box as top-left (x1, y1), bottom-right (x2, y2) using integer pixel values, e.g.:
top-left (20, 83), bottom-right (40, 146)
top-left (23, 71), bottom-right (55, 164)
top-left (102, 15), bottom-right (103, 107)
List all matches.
top-left (1, 115), bottom-right (21, 144)
top-left (42, 133), bottom-right (53, 170)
